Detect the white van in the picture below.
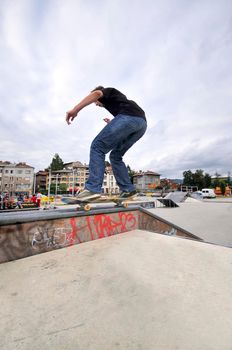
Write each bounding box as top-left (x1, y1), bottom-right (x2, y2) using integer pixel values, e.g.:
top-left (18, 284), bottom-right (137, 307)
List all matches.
top-left (201, 188), bottom-right (216, 198)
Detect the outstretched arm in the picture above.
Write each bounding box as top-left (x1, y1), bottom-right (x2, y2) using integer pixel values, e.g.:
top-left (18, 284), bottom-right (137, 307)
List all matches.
top-left (66, 90), bottom-right (103, 125)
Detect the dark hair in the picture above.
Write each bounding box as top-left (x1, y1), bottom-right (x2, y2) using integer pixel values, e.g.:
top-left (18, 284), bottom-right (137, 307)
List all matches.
top-left (91, 85), bottom-right (104, 92)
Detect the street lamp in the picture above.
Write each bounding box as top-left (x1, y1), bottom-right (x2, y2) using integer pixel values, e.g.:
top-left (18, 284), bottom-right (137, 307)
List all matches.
top-left (72, 168), bottom-right (75, 196)
top-left (48, 168), bottom-right (51, 203)
top-left (55, 173), bottom-right (58, 196)
top-left (33, 172), bottom-right (36, 194)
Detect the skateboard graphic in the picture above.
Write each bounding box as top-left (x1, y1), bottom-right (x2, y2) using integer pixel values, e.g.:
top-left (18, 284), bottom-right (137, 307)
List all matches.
top-left (61, 196), bottom-right (154, 211)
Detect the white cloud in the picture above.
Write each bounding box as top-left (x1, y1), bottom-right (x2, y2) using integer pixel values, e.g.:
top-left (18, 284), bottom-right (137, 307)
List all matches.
top-left (0, 0), bottom-right (232, 178)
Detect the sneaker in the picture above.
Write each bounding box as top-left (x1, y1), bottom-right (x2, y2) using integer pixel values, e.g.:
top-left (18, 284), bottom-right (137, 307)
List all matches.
top-left (119, 190), bottom-right (137, 199)
top-left (76, 189), bottom-right (101, 201)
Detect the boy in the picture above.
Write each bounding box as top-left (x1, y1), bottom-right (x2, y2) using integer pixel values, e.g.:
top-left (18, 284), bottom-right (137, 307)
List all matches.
top-left (66, 86), bottom-right (147, 201)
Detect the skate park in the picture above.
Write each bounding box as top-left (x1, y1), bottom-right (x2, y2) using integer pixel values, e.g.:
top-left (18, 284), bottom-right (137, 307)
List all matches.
top-left (0, 196), bottom-right (232, 350)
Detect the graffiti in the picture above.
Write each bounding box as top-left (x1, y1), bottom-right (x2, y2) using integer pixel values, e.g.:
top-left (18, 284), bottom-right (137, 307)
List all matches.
top-left (63, 212), bottom-right (137, 244)
top-left (30, 212), bottom-right (138, 248)
top-left (66, 217), bottom-right (79, 245)
top-left (0, 211), bottom-right (138, 263)
top-left (163, 227), bottom-right (177, 236)
top-left (93, 212), bottom-right (137, 239)
top-left (0, 208), bottom-right (197, 264)
top-left (31, 227), bottom-right (67, 248)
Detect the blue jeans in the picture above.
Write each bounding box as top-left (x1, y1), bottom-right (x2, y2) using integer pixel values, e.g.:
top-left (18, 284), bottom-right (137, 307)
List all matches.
top-left (85, 114), bottom-right (147, 193)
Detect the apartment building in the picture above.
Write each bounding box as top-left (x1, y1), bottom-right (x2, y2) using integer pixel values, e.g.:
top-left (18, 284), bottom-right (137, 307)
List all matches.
top-left (36, 162), bottom-right (120, 195)
top-left (37, 161), bottom-right (90, 194)
top-left (102, 166), bottom-right (120, 194)
top-left (35, 170), bottom-right (48, 193)
top-left (0, 161), bottom-right (34, 195)
top-left (133, 170), bottom-right (160, 191)
top-left (63, 161), bottom-right (89, 192)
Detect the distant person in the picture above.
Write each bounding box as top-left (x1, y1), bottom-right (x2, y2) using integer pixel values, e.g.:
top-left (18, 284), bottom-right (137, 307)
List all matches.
top-left (31, 194), bottom-right (37, 205)
top-left (3, 193), bottom-right (9, 210)
top-left (66, 86), bottom-right (147, 201)
top-left (36, 192), bottom-right (43, 207)
top-left (16, 194), bottom-right (24, 209)
top-left (0, 194), bottom-right (3, 210)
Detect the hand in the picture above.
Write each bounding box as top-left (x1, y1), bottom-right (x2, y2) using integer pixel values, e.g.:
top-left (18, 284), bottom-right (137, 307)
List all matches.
top-left (103, 118), bottom-right (111, 124)
top-left (66, 109), bottom-right (78, 125)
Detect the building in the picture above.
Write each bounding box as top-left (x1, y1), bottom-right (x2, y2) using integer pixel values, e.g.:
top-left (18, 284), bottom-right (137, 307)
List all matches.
top-left (37, 161), bottom-right (90, 195)
top-left (102, 166), bottom-right (120, 194)
top-left (63, 161), bottom-right (89, 192)
top-left (46, 163), bottom-right (120, 195)
top-left (133, 171), bottom-right (160, 191)
top-left (0, 161), bottom-right (34, 196)
top-left (35, 171), bottom-right (49, 193)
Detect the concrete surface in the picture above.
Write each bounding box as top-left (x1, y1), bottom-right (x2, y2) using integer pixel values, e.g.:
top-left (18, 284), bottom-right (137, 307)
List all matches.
top-left (149, 199), bottom-right (232, 247)
top-left (1, 230), bottom-right (232, 350)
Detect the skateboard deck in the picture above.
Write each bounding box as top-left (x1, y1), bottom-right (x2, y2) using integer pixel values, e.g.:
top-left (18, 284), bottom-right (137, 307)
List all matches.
top-left (61, 196), bottom-right (130, 211)
top-left (61, 195), bottom-right (155, 211)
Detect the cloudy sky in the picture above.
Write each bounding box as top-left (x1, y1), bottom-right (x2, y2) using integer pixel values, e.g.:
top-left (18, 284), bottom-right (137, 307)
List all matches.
top-left (1, 0), bottom-right (232, 178)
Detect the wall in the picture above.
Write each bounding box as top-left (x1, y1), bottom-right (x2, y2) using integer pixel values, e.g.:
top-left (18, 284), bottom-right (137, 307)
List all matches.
top-left (0, 210), bottom-right (139, 263)
top-left (0, 208), bottom-right (200, 264)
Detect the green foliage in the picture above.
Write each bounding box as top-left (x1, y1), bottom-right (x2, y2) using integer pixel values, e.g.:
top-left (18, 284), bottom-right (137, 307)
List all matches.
top-left (59, 183), bottom-right (68, 193)
top-left (183, 169), bottom-right (212, 190)
top-left (220, 181), bottom-right (226, 195)
top-left (49, 182), bottom-right (68, 194)
top-left (227, 172), bottom-right (231, 186)
top-left (212, 172), bottom-right (221, 188)
top-left (204, 173), bottom-right (212, 188)
top-left (127, 165), bottom-right (135, 183)
top-left (37, 187), bottom-right (47, 195)
top-left (194, 169), bottom-right (204, 189)
top-left (183, 170), bottom-right (193, 186)
top-left (49, 153), bottom-right (64, 171)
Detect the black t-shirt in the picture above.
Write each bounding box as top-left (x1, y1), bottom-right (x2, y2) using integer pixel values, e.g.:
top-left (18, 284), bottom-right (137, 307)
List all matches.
top-left (98, 87), bottom-right (146, 120)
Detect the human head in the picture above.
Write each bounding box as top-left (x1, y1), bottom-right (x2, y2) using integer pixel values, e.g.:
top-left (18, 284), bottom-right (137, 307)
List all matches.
top-left (91, 85), bottom-right (104, 93)
top-left (91, 86), bottom-right (104, 106)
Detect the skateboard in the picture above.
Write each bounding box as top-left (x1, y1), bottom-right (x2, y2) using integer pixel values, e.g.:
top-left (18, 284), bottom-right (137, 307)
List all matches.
top-left (61, 195), bottom-right (131, 211)
top-left (61, 195), bottom-right (156, 211)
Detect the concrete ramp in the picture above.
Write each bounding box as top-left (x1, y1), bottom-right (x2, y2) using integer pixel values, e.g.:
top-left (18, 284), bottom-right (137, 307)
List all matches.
top-left (0, 207), bottom-right (200, 263)
top-left (164, 191), bottom-right (188, 203)
top-left (0, 230), bottom-right (231, 350)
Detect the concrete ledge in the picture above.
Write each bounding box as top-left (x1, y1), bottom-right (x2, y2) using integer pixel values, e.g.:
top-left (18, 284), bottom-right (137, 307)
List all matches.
top-left (0, 208), bottom-right (199, 263)
top-left (0, 230), bottom-right (231, 350)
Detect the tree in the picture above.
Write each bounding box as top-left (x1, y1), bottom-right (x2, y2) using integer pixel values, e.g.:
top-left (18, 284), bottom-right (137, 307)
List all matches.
top-left (204, 173), bottom-right (212, 188)
top-left (183, 170), bottom-right (193, 186)
top-left (49, 154), bottom-right (64, 171)
top-left (183, 169), bottom-right (212, 190)
top-left (220, 181), bottom-right (226, 196)
top-left (212, 172), bottom-right (220, 188)
top-left (227, 172), bottom-right (231, 186)
top-left (193, 169), bottom-right (204, 189)
top-left (127, 165), bottom-right (135, 183)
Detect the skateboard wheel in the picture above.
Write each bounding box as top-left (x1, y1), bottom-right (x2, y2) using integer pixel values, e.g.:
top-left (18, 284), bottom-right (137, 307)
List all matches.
top-left (123, 202), bottom-right (129, 208)
top-left (84, 204), bottom-right (91, 211)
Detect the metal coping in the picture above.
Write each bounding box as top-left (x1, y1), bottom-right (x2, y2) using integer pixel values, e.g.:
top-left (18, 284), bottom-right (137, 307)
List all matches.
top-left (0, 206), bottom-right (140, 226)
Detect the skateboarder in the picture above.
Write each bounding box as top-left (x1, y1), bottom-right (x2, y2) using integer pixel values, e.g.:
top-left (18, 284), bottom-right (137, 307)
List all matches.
top-left (66, 86), bottom-right (147, 201)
